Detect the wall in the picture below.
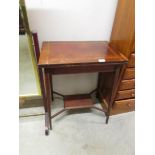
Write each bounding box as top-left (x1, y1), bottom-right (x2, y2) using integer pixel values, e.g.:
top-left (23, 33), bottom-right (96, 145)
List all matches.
top-left (25, 0), bottom-right (118, 95)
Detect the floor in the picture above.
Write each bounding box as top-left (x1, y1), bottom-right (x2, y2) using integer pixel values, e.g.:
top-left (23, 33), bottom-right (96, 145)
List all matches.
top-left (19, 99), bottom-right (135, 155)
top-left (19, 35), bottom-right (38, 96)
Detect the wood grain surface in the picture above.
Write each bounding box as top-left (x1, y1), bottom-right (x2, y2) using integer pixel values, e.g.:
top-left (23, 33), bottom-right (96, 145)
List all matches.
top-left (128, 54), bottom-right (135, 67)
top-left (38, 41), bottom-right (128, 66)
top-left (110, 0), bottom-right (135, 58)
top-left (119, 79), bottom-right (135, 90)
top-left (116, 89), bottom-right (135, 100)
top-left (123, 68), bottom-right (135, 80)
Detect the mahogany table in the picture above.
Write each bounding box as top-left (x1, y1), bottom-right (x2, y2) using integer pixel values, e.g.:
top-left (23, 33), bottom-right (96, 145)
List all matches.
top-left (38, 41), bottom-right (127, 135)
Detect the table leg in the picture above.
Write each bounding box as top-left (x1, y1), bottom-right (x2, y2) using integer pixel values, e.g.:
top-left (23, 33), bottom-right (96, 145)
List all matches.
top-left (96, 72), bottom-right (104, 99)
top-left (45, 112), bottom-right (49, 135)
top-left (96, 72), bottom-right (101, 98)
top-left (44, 69), bottom-right (52, 132)
top-left (38, 68), bottom-right (49, 135)
top-left (106, 66), bottom-right (121, 124)
top-left (50, 74), bottom-right (54, 101)
top-left (112, 63), bottom-right (127, 107)
top-left (38, 68), bottom-right (47, 111)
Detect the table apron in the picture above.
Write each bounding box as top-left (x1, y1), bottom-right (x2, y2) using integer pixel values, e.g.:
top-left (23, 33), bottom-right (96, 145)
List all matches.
top-left (47, 64), bottom-right (119, 74)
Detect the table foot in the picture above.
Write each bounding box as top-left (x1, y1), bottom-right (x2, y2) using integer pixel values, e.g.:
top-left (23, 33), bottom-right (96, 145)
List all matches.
top-left (106, 116), bottom-right (109, 124)
top-left (45, 112), bottom-right (50, 135)
top-left (45, 129), bottom-right (49, 136)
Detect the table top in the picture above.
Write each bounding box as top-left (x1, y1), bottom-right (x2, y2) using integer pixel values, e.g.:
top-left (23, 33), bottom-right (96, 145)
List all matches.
top-left (38, 41), bottom-right (127, 66)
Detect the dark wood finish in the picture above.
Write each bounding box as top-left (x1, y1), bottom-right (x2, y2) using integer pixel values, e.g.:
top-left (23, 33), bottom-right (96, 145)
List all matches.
top-left (44, 69), bottom-right (52, 130)
top-left (96, 72), bottom-right (103, 98)
top-left (48, 63), bottom-right (118, 74)
top-left (116, 89), bottom-right (135, 100)
top-left (111, 64), bottom-right (127, 105)
top-left (99, 63), bottom-right (127, 106)
top-left (45, 112), bottom-right (49, 135)
top-left (38, 41), bottom-right (127, 135)
top-left (32, 32), bottom-right (54, 102)
top-left (64, 94), bottom-right (90, 100)
top-left (123, 68), bottom-right (135, 80)
top-left (106, 66), bottom-right (121, 123)
top-left (32, 33), bottom-right (40, 62)
top-left (119, 79), bottom-right (135, 90)
top-left (50, 75), bottom-right (54, 101)
top-left (128, 54), bottom-right (135, 67)
top-left (32, 33), bottom-right (47, 112)
top-left (51, 109), bottom-right (67, 119)
top-left (64, 94), bottom-right (94, 109)
top-left (39, 41), bottom-right (127, 66)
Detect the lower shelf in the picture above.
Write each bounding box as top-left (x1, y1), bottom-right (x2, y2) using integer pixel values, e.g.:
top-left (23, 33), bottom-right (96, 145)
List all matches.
top-left (64, 94), bottom-right (94, 109)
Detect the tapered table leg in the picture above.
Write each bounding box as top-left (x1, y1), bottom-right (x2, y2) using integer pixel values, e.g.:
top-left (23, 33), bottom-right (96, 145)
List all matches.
top-left (96, 72), bottom-right (102, 99)
top-left (38, 67), bottom-right (49, 135)
top-left (106, 66), bottom-right (121, 124)
top-left (50, 74), bottom-right (54, 101)
top-left (112, 63), bottom-right (127, 107)
top-left (96, 72), bottom-right (105, 101)
top-left (45, 112), bottom-right (49, 135)
top-left (44, 69), bottom-right (52, 134)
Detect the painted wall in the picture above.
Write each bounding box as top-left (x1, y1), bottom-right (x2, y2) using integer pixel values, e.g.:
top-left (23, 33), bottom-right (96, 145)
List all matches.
top-left (25, 0), bottom-right (118, 95)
